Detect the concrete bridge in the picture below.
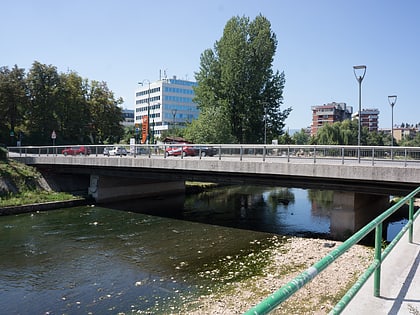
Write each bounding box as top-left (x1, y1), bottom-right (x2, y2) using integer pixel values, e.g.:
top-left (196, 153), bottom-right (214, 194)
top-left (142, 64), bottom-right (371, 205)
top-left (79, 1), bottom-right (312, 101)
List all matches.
top-left (8, 145), bottom-right (420, 231)
top-left (8, 144), bottom-right (420, 199)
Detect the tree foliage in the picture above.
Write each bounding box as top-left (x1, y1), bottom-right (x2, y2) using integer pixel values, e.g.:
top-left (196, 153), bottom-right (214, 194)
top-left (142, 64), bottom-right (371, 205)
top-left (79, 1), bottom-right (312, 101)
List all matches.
top-left (0, 65), bottom-right (28, 144)
top-left (0, 61), bottom-right (124, 145)
top-left (191, 15), bottom-right (291, 144)
top-left (311, 119), bottom-right (390, 146)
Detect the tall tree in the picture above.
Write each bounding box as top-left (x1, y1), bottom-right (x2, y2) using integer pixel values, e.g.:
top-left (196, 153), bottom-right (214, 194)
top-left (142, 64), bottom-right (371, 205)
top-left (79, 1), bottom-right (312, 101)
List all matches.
top-left (192, 15), bottom-right (291, 144)
top-left (0, 65), bottom-right (28, 145)
top-left (87, 80), bottom-right (124, 144)
top-left (26, 61), bottom-right (60, 144)
top-left (56, 71), bottom-right (91, 143)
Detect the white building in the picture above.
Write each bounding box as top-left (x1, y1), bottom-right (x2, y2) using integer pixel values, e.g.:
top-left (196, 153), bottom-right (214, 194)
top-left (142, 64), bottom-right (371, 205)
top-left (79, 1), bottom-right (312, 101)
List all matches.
top-left (134, 76), bottom-right (199, 142)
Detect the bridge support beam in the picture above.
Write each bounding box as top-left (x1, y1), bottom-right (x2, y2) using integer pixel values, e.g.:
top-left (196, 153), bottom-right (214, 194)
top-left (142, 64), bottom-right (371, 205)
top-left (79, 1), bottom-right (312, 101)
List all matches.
top-left (330, 191), bottom-right (389, 240)
top-left (88, 175), bottom-right (185, 203)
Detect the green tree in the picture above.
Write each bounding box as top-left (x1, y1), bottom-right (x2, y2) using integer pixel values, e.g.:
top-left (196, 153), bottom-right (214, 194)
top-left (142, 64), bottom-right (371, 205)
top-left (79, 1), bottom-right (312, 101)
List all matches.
top-left (87, 80), bottom-right (124, 144)
top-left (0, 65), bottom-right (28, 145)
top-left (366, 130), bottom-right (387, 146)
top-left (277, 132), bottom-right (294, 144)
top-left (399, 132), bottom-right (420, 146)
top-left (26, 61), bottom-right (61, 144)
top-left (192, 15), bottom-right (291, 144)
top-left (56, 71), bottom-right (91, 144)
top-left (292, 129), bottom-right (310, 145)
top-left (184, 106), bottom-right (236, 143)
top-left (313, 119), bottom-right (364, 145)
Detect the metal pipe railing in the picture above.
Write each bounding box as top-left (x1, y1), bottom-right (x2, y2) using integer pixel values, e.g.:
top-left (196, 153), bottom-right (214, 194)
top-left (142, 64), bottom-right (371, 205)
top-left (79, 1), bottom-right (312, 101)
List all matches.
top-left (244, 186), bottom-right (420, 315)
top-left (6, 144), bottom-right (420, 167)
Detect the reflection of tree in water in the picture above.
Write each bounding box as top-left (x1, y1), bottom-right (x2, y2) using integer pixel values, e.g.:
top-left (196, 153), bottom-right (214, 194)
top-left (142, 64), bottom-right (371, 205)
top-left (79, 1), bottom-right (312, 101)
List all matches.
top-left (307, 189), bottom-right (334, 216)
top-left (266, 188), bottom-right (295, 211)
top-left (184, 185), bottom-right (268, 218)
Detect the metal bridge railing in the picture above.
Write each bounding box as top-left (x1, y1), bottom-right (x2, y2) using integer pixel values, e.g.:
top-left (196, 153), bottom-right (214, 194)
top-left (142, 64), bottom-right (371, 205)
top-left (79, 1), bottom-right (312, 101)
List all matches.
top-left (6, 144), bottom-right (420, 167)
top-left (243, 186), bottom-right (420, 315)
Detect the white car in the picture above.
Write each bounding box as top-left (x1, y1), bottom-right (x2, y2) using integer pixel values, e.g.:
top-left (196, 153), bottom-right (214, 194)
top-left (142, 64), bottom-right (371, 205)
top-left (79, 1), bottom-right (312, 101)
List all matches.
top-left (105, 146), bottom-right (127, 156)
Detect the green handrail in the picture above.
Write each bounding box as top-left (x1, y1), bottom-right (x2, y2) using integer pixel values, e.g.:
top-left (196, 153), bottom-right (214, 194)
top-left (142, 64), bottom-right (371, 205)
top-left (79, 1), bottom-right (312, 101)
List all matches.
top-left (244, 186), bottom-right (420, 315)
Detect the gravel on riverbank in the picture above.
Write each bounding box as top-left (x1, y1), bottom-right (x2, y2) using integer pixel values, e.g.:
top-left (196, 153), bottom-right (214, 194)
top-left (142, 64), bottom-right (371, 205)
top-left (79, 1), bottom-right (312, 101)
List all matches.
top-left (184, 236), bottom-right (374, 315)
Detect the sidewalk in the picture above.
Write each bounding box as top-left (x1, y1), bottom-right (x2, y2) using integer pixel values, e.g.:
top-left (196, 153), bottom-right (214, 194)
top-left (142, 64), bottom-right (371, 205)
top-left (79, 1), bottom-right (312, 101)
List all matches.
top-left (342, 220), bottom-right (420, 315)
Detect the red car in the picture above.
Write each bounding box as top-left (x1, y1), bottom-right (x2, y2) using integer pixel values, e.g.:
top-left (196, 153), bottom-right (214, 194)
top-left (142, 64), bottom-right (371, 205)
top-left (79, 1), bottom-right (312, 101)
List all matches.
top-left (165, 144), bottom-right (196, 157)
top-left (62, 146), bottom-right (90, 156)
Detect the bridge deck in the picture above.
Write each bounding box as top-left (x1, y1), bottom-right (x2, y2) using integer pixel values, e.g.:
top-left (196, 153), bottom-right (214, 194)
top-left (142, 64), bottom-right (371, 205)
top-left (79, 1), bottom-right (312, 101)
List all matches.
top-left (342, 221), bottom-right (420, 314)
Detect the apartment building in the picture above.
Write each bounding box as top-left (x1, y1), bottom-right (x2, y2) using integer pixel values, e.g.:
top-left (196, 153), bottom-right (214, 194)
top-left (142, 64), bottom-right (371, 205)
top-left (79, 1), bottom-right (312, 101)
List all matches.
top-left (311, 102), bottom-right (352, 136)
top-left (134, 76), bottom-right (199, 142)
top-left (352, 108), bottom-right (380, 132)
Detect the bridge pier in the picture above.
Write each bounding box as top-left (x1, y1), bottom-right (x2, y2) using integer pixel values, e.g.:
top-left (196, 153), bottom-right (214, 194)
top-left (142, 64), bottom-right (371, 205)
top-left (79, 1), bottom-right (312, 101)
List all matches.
top-left (330, 191), bottom-right (389, 240)
top-left (88, 175), bottom-right (185, 203)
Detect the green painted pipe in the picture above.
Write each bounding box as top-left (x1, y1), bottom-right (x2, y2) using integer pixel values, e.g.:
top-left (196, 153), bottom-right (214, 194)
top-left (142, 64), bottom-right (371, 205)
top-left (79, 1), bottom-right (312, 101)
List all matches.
top-left (244, 187), bottom-right (420, 315)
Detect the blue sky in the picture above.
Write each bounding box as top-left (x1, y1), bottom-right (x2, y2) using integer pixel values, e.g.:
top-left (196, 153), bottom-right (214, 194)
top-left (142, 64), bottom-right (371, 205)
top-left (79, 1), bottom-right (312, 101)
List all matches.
top-left (1, 0), bottom-right (419, 130)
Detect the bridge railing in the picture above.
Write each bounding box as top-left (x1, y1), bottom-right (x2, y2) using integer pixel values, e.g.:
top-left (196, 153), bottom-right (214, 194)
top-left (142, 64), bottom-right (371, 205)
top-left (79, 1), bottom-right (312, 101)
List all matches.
top-left (6, 144), bottom-right (420, 166)
top-left (243, 186), bottom-right (420, 315)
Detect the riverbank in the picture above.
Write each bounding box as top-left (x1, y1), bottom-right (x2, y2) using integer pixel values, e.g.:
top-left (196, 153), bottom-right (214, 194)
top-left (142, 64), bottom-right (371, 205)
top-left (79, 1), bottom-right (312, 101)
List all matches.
top-left (185, 236), bottom-right (373, 314)
top-left (0, 198), bottom-right (90, 216)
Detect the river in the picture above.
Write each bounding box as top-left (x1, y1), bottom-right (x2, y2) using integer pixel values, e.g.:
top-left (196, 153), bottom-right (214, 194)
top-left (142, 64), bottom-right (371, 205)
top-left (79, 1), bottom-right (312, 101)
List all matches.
top-left (0, 185), bottom-right (403, 314)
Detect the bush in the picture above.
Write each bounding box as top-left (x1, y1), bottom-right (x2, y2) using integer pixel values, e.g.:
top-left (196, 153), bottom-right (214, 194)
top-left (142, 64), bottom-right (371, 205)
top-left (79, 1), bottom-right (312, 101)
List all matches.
top-left (0, 147), bottom-right (7, 160)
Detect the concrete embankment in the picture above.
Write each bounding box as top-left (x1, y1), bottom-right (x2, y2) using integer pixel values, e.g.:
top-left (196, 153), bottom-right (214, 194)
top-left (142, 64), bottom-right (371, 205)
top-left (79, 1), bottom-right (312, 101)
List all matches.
top-left (0, 198), bottom-right (91, 216)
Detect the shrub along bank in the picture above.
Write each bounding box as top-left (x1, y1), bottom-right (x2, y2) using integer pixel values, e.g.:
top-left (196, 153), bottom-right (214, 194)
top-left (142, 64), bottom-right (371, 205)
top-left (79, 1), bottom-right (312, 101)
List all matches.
top-left (0, 151), bottom-right (78, 208)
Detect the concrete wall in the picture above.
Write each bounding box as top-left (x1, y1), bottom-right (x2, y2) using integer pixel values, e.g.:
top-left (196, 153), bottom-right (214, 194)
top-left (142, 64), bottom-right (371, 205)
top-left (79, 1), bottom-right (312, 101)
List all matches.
top-left (330, 191), bottom-right (389, 240)
top-left (88, 175), bottom-right (185, 203)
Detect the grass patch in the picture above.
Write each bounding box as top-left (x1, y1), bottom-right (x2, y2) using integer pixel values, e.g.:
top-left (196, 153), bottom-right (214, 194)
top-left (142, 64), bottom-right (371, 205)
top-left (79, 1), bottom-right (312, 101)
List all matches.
top-left (0, 159), bottom-right (77, 207)
top-left (0, 190), bottom-right (78, 207)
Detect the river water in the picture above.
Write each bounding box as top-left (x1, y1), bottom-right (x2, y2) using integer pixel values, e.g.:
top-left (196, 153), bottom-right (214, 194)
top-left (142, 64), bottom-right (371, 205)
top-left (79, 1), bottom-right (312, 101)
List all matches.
top-left (0, 185), bottom-right (403, 314)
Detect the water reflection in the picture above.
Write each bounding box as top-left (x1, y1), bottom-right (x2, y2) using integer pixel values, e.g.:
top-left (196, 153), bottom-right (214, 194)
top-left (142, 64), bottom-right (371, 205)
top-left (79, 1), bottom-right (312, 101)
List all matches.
top-left (0, 207), bottom-right (277, 314)
top-left (0, 185), bottom-right (405, 314)
top-left (107, 186), bottom-right (331, 238)
top-left (106, 185), bottom-right (402, 242)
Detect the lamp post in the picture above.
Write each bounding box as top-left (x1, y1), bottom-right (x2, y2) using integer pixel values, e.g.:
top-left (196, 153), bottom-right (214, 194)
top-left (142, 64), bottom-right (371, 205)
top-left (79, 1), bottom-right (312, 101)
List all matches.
top-left (260, 101), bottom-right (269, 145)
top-left (353, 65), bottom-right (367, 147)
top-left (171, 109), bottom-right (177, 135)
top-left (138, 80), bottom-right (151, 143)
top-left (388, 95), bottom-right (397, 158)
top-left (264, 105), bottom-right (267, 145)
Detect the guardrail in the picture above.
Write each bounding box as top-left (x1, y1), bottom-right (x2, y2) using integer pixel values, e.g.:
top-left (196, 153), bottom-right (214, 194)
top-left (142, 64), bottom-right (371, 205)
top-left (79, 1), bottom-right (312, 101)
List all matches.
top-left (6, 144), bottom-right (420, 166)
top-left (243, 186), bottom-right (420, 315)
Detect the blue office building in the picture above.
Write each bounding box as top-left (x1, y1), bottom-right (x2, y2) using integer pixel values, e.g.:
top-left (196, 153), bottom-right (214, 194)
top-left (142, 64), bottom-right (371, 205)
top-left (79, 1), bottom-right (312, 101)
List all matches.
top-left (134, 76), bottom-right (199, 139)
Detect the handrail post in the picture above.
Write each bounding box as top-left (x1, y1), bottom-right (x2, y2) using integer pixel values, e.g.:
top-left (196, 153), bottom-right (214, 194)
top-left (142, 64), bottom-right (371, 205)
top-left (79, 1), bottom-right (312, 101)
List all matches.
top-left (263, 146), bottom-right (266, 162)
top-left (287, 146), bottom-right (290, 162)
top-left (341, 147), bottom-right (344, 164)
top-left (409, 197), bottom-right (414, 243)
top-left (240, 146), bottom-right (243, 161)
top-left (405, 148), bottom-right (408, 167)
top-left (218, 145), bottom-right (221, 160)
top-left (372, 147), bottom-right (375, 166)
top-left (373, 223), bottom-right (383, 297)
top-left (313, 146), bottom-right (316, 163)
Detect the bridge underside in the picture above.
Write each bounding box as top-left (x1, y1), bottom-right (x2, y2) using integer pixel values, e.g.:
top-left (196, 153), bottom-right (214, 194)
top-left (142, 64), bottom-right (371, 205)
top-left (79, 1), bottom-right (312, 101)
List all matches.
top-left (88, 175), bottom-right (185, 203)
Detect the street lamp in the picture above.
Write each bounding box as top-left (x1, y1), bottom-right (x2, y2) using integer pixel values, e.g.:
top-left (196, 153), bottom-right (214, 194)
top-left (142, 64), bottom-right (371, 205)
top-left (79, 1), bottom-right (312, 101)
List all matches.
top-left (138, 80), bottom-right (151, 143)
top-left (353, 65), bottom-right (367, 147)
top-left (260, 101), bottom-right (269, 145)
top-left (171, 109), bottom-right (177, 135)
top-left (264, 105), bottom-right (267, 145)
top-left (388, 95), bottom-right (397, 151)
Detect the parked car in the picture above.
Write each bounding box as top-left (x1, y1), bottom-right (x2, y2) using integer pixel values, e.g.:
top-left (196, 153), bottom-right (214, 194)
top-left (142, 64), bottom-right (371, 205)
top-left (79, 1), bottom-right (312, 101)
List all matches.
top-left (194, 146), bottom-right (217, 157)
top-left (62, 146), bottom-right (90, 156)
top-left (105, 146), bottom-right (128, 156)
top-left (130, 146), bottom-right (149, 155)
top-left (103, 146), bottom-right (113, 156)
top-left (165, 144), bottom-right (196, 157)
